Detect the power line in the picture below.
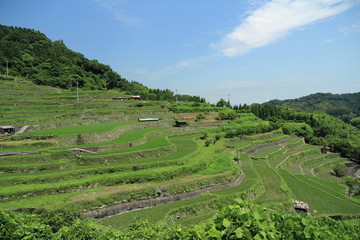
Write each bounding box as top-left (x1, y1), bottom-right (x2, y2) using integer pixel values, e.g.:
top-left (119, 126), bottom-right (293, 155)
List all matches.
top-left (5, 60), bottom-right (8, 75)
top-left (76, 80), bottom-right (79, 103)
top-left (175, 88), bottom-right (198, 95)
top-left (175, 89), bottom-right (178, 104)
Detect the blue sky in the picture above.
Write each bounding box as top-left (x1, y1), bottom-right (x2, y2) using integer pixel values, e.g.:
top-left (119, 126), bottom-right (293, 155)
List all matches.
top-left (1, 0), bottom-right (359, 104)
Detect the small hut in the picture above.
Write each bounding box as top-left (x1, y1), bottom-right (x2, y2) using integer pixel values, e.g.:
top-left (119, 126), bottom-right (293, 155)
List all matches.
top-left (0, 126), bottom-right (15, 135)
top-left (321, 146), bottom-right (331, 154)
top-left (112, 95), bottom-right (141, 101)
top-left (294, 200), bottom-right (310, 214)
top-left (131, 95), bottom-right (141, 100)
top-left (112, 97), bottom-right (130, 100)
top-left (175, 120), bottom-right (188, 127)
top-left (138, 118), bottom-right (159, 122)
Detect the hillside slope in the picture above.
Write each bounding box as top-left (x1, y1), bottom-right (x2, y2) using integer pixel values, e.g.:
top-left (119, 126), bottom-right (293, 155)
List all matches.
top-left (0, 25), bottom-right (133, 90)
top-left (266, 92), bottom-right (360, 123)
top-left (1, 79), bottom-right (358, 225)
top-left (0, 25), bottom-right (204, 102)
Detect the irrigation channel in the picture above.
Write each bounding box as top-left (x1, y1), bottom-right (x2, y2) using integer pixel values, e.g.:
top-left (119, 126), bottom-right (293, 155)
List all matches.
top-left (84, 171), bottom-right (245, 219)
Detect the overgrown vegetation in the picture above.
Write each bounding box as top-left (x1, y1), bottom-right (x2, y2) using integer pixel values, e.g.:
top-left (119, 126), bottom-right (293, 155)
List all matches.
top-left (1, 200), bottom-right (359, 239)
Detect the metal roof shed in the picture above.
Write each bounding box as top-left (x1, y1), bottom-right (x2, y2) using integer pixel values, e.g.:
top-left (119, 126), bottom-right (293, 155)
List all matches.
top-left (0, 126), bottom-right (15, 135)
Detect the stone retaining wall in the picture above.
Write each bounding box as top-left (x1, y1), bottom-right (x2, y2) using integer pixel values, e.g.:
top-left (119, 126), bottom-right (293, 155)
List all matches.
top-left (84, 171), bottom-right (244, 219)
top-left (244, 138), bottom-right (291, 154)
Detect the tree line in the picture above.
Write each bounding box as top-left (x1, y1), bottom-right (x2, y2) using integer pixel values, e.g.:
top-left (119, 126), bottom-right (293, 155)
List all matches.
top-left (266, 92), bottom-right (360, 125)
top-left (249, 103), bottom-right (360, 160)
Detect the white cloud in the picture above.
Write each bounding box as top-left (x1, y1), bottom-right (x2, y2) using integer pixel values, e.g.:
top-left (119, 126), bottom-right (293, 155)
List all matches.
top-left (113, 12), bottom-right (141, 26)
top-left (143, 54), bottom-right (222, 84)
top-left (132, 68), bottom-right (149, 74)
top-left (214, 0), bottom-right (357, 57)
top-left (156, 54), bottom-right (220, 73)
top-left (339, 17), bottom-right (360, 34)
top-left (92, 0), bottom-right (141, 26)
top-left (322, 39), bottom-right (335, 44)
top-left (220, 80), bottom-right (267, 89)
top-left (247, 0), bottom-right (269, 7)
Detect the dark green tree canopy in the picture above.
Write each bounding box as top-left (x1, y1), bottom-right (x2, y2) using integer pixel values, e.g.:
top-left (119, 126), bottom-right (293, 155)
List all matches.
top-left (216, 98), bottom-right (231, 108)
top-left (266, 92), bottom-right (360, 123)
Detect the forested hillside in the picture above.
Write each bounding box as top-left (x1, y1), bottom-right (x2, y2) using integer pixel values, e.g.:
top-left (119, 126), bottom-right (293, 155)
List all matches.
top-left (0, 25), bottom-right (204, 102)
top-left (266, 92), bottom-right (360, 124)
top-left (250, 104), bottom-right (360, 160)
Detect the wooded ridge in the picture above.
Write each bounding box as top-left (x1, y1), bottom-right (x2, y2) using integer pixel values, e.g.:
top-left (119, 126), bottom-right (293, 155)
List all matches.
top-left (266, 92), bottom-right (360, 124)
top-left (0, 25), bottom-right (205, 102)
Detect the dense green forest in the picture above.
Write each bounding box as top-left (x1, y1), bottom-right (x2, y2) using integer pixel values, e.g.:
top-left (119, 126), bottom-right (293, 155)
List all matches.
top-left (250, 104), bottom-right (360, 160)
top-left (0, 25), bottom-right (205, 102)
top-left (266, 92), bottom-right (360, 124)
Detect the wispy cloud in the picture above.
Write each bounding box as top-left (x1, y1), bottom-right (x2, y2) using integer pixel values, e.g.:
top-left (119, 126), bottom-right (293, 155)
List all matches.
top-left (220, 80), bottom-right (267, 89)
top-left (246, 0), bottom-right (268, 7)
top-left (92, 0), bottom-right (141, 26)
top-left (132, 68), bottom-right (149, 74)
top-left (214, 0), bottom-right (358, 57)
top-left (339, 16), bottom-right (360, 34)
top-left (152, 54), bottom-right (220, 76)
top-left (139, 54), bottom-right (222, 84)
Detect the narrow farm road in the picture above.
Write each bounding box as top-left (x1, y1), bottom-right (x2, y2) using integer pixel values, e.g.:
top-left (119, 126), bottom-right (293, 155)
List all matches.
top-left (16, 125), bottom-right (30, 134)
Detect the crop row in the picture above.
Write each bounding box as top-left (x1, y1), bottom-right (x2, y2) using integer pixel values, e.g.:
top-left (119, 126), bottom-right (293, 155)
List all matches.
top-left (300, 153), bottom-right (340, 168)
top-left (0, 132), bottom-right (198, 185)
top-left (0, 157), bottom-right (211, 201)
top-left (101, 153), bottom-right (262, 228)
top-left (0, 127), bottom-right (200, 171)
top-left (233, 134), bottom-right (291, 152)
top-left (273, 147), bottom-right (321, 169)
top-left (0, 132), bottom-right (239, 211)
top-left (280, 170), bottom-right (360, 215)
top-left (253, 160), bottom-right (289, 204)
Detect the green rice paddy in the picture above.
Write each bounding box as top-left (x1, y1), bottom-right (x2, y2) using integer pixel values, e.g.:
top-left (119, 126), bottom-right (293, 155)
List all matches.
top-left (0, 79), bottom-right (358, 229)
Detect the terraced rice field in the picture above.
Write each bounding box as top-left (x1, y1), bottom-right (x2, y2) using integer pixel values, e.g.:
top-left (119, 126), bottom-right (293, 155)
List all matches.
top-left (0, 79), bottom-right (358, 229)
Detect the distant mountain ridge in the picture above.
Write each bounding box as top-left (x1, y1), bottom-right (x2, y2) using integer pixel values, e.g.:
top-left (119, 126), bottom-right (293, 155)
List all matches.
top-left (0, 25), bottom-right (204, 102)
top-left (266, 92), bottom-right (360, 123)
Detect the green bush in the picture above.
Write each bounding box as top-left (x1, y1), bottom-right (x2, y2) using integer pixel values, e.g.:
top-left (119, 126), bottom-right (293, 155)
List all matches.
top-left (1, 201), bottom-right (359, 239)
top-left (204, 140), bottom-right (212, 147)
top-left (218, 109), bottom-right (237, 120)
top-left (195, 113), bottom-right (205, 122)
top-left (208, 200), bottom-right (358, 239)
top-left (282, 122), bottom-right (314, 138)
top-left (333, 164), bottom-right (346, 177)
top-left (200, 132), bottom-right (208, 140)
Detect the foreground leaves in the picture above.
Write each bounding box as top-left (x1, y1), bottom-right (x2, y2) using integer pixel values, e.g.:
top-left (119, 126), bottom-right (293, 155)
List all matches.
top-left (1, 200), bottom-right (358, 239)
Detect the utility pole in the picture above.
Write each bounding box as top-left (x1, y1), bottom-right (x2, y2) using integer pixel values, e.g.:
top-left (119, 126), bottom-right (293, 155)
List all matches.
top-left (176, 89), bottom-right (178, 105)
top-left (5, 60), bottom-right (9, 76)
top-left (76, 80), bottom-right (79, 103)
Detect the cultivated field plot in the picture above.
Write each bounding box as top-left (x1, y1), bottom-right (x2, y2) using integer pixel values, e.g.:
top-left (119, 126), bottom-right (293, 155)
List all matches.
top-left (0, 79), bottom-right (358, 229)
